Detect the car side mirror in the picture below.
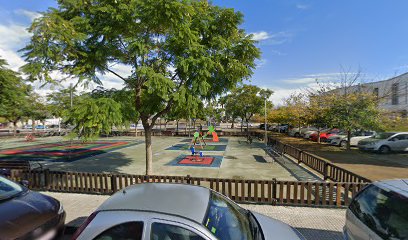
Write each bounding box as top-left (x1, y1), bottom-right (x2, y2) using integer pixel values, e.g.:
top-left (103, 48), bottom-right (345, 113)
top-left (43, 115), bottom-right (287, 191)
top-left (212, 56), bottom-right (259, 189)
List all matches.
top-left (19, 180), bottom-right (29, 187)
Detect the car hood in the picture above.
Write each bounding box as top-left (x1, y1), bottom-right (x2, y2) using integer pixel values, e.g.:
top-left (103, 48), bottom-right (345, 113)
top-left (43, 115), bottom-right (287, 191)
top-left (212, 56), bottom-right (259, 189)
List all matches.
top-left (0, 190), bottom-right (59, 239)
top-left (252, 212), bottom-right (304, 240)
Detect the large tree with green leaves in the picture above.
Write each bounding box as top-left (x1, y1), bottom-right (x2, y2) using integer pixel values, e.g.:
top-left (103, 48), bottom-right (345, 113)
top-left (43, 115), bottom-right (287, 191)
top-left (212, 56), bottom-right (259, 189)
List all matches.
top-left (64, 97), bottom-right (123, 142)
top-left (22, 0), bottom-right (259, 174)
top-left (224, 84), bottom-right (272, 134)
top-left (0, 58), bottom-right (30, 135)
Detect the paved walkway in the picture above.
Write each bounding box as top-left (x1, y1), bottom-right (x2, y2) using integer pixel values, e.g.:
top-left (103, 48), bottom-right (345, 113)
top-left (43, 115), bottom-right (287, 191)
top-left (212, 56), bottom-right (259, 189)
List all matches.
top-left (43, 192), bottom-right (346, 240)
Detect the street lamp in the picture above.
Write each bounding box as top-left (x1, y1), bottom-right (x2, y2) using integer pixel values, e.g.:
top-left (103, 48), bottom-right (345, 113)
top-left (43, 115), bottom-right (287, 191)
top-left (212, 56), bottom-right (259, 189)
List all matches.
top-left (259, 89), bottom-right (272, 146)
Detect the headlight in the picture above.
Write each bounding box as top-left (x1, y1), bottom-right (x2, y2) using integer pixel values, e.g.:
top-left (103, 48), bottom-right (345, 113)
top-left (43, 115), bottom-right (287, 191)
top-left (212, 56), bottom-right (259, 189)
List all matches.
top-left (58, 203), bottom-right (64, 215)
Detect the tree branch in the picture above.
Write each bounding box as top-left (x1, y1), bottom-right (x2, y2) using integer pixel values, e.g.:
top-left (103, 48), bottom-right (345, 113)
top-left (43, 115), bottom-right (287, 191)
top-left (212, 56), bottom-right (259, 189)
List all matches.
top-left (106, 68), bottom-right (127, 82)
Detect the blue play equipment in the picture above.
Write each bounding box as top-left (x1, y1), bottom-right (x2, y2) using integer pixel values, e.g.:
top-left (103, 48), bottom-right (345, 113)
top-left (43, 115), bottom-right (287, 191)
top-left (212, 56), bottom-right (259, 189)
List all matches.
top-left (190, 146), bottom-right (204, 157)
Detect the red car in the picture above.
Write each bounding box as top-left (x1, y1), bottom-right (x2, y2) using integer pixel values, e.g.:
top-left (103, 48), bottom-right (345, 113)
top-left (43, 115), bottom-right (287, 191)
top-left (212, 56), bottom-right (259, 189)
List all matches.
top-left (310, 129), bottom-right (340, 142)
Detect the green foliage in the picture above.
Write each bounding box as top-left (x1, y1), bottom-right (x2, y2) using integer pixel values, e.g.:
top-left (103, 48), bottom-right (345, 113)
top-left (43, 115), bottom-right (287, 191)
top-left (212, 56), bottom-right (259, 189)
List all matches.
top-left (64, 97), bottom-right (123, 142)
top-left (21, 0), bottom-right (259, 174)
top-left (46, 86), bottom-right (77, 117)
top-left (90, 87), bottom-right (139, 128)
top-left (0, 58), bottom-right (30, 124)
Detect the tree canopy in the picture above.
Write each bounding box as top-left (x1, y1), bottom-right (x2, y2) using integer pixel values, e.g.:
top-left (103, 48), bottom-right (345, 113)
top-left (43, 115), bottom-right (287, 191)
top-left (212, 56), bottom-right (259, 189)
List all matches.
top-left (22, 0), bottom-right (260, 174)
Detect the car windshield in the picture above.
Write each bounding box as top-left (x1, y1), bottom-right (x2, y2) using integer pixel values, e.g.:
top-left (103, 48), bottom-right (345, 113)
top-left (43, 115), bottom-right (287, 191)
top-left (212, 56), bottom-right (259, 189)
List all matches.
top-left (372, 133), bottom-right (395, 139)
top-left (0, 177), bottom-right (24, 201)
top-left (203, 192), bottom-right (261, 240)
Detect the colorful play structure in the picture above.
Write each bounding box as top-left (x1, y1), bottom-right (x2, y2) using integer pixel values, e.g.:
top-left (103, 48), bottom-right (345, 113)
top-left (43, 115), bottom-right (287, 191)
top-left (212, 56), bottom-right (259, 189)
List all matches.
top-left (188, 125), bottom-right (219, 159)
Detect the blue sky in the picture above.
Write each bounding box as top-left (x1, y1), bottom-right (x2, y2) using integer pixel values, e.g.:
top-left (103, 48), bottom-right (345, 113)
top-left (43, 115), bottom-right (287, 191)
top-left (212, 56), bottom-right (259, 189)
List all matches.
top-left (1, 1), bottom-right (408, 104)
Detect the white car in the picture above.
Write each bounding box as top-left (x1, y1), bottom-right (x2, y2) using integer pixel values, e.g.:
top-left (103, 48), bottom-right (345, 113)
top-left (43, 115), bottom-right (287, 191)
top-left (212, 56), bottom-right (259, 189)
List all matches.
top-left (344, 179), bottom-right (408, 240)
top-left (289, 127), bottom-right (317, 137)
top-left (328, 131), bottom-right (376, 147)
top-left (73, 183), bottom-right (305, 240)
top-left (358, 132), bottom-right (408, 153)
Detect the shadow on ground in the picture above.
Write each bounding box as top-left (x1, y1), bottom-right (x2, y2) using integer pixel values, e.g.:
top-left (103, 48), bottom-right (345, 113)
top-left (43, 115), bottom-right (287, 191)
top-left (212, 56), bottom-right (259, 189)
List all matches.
top-left (46, 152), bottom-right (134, 174)
top-left (296, 227), bottom-right (343, 240)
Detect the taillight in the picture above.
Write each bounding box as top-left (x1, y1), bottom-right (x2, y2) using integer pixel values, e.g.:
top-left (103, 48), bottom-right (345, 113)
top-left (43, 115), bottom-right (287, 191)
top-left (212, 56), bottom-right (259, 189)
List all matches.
top-left (71, 211), bottom-right (99, 240)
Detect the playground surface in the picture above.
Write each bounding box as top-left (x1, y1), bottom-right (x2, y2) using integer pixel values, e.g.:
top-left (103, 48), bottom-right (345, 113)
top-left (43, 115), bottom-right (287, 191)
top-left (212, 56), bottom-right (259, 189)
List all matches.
top-left (0, 140), bottom-right (142, 162)
top-left (0, 136), bottom-right (309, 180)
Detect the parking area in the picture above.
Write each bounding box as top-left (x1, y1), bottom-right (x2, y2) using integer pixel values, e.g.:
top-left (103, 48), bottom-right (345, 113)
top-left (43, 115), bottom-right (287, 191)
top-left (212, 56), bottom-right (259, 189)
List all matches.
top-left (273, 134), bottom-right (408, 180)
top-left (45, 192), bottom-right (346, 240)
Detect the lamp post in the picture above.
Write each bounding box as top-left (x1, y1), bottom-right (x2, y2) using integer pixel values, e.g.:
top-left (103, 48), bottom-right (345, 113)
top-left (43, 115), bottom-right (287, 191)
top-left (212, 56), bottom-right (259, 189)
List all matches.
top-left (264, 96), bottom-right (267, 146)
top-left (259, 89), bottom-right (272, 146)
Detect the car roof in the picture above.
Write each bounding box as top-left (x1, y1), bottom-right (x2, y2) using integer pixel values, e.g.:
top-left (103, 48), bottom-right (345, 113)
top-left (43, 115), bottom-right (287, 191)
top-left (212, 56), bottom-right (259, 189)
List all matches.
top-left (97, 183), bottom-right (210, 223)
top-left (374, 179), bottom-right (408, 197)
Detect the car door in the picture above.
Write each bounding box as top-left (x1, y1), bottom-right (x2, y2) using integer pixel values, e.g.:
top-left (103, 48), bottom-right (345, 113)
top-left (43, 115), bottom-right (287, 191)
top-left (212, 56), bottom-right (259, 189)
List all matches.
top-left (396, 134), bottom-right (408, 151)
top-left (148, 219), bottom-right (213, 240)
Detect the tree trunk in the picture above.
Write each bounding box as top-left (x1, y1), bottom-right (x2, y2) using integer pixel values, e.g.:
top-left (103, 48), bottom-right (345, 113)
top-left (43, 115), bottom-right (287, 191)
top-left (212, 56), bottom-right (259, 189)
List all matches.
top-left (346, 130), bottom-right (351, 150)
top-left (246, 120), bottom-right (250, 138)
top-left (231, 120), bottom-right (234, 129)
top-left (144, 128), bottom-right (153, 175)
top-left (13, 121), bottom-right (17, 136)
top-left (240, 119), bottom-right (243, 132)
top-left (32, 118), bottom-right (36, 133)
top-left (317, 128), bottom-right (321, 143)
top-left (176, 120), bottom-right (179, 135)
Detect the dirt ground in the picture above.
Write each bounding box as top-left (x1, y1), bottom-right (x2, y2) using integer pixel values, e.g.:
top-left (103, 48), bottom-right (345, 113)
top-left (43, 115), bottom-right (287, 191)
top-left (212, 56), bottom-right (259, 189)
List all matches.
top-left (272, 133), bottom-right (408, 181)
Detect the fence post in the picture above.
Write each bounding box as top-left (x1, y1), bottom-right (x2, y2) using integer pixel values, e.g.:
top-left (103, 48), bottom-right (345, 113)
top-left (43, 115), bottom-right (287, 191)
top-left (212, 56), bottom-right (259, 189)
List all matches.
top-left (44, 169), bottom-right (50, 190)
top-left (323, 163), bottom-right (329, 181)
top-left (110, 174), bottom-right (117, 193)
top-left (298, 151), bottom-right (302, 164)
top-left (272, 178), bottom-right (277, 205)
top-left (186, 175), bottom-right (191, 184)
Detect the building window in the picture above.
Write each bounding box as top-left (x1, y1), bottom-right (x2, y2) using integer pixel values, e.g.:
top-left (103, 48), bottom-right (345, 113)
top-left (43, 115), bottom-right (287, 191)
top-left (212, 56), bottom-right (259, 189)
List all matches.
top-left (373, 88), bottom-right (379, 99)
top-left (391, 83), bottom-right (399, 105)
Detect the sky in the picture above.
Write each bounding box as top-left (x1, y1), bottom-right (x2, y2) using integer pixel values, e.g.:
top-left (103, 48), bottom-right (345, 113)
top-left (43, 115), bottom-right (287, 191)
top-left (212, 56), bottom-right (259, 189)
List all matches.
top-left (1, 0), bottom-right (408, 104)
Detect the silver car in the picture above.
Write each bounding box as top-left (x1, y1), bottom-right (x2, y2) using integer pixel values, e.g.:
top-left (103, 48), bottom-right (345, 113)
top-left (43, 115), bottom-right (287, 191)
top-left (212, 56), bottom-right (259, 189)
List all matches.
top-left (72, 183), bottom-right (305, 240)
top-left (343, 179), bottom-right (408, 240)
top-left (358, 132), bottom-right (408, 153)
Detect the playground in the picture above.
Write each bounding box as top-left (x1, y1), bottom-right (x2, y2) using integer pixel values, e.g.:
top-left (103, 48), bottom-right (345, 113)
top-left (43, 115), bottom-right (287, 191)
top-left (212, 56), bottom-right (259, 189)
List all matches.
top-left (0, 134), bottom-right (305, 180)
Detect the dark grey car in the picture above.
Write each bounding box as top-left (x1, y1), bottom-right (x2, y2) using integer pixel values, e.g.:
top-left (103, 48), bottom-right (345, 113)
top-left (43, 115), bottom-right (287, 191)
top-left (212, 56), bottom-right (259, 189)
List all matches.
top-left (73, 183), bottom-right (305, 240)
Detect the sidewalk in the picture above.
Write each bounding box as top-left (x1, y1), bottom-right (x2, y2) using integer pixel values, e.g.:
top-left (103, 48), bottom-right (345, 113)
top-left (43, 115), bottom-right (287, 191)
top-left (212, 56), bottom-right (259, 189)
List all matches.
top-left (43, 192), bottom-right (346, 240)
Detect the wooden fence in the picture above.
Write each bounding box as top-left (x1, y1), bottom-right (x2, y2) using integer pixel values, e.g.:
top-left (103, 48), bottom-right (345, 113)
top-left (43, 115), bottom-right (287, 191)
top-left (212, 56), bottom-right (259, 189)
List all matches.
top-left (267, 137), bottom-right (372, 183)
top-left (9, 169), bottom-right (368, 207)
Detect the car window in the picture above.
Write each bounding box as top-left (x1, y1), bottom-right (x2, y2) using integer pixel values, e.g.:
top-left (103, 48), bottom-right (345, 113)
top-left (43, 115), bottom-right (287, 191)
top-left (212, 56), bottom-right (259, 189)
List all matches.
top-left (349, 185), bottom-right (408, 240)
top-left (93, 221), bottom-right (143, 240)
top-left (0, 177), bottom-right (24, 200)
top-left (150, 222), bottom-right (205, 240)
top-left (203, 192), bottom-right (254, 240)
top-left (373, 133), bottom-right (395, 139)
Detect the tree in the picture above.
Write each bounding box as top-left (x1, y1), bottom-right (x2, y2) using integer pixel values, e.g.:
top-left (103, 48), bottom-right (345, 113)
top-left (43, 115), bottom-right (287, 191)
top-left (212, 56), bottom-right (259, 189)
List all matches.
top-left (46, 86), bottom-right (78, 118)
top-left (0, 58), bottom-right (30, 135)
top-left (224, 85), bottom-right (272, 135)
top-left (64, 97), bottom-right (123, 142)
top-left (26, 91), bottom-right (49, 131)
top-left (90, 87), bottom-right (139, 129)
top-left (312, 70), bottom-right (383, 149)
top-left (22, 0), bottom-right (259, 175)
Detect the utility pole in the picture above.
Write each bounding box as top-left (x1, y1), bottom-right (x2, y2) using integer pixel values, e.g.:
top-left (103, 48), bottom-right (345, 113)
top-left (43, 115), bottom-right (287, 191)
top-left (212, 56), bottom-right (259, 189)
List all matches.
top-left (264, 97), bottom-right (267, 146)
top-left (70, 83), bottom-right (73, 108)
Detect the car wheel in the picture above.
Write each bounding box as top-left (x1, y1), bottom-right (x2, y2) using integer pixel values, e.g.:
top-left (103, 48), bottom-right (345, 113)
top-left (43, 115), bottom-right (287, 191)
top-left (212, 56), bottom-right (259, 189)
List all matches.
top-left (378, 145), bottom-right (391, 154)
top-left (294, 132), bottom-right (300, 137)
top-left (340, 140), bottom-right (347, 148)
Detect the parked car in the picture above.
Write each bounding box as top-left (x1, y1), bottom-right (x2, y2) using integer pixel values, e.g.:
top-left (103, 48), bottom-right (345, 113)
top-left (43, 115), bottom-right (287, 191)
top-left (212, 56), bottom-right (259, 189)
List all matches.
top-left (358, 132), bottom-right (408, 153)
top-left (259, 123), bottom-right (272, 130)
top-left (343, 179), bottom-right (408, 240)
top-left (289, 127), bottom-right (318, 137)
top-left (310, 129), bottom-right (340, 142)
top-left (73, 183), bottom-right (305, 240)
top-left (0, 175), bottom-right (65, 239)
top-left (35, 125), bottom-right (48, 130)
top-left (22, 124), bottom-right (32, 129)
top-left (328, 131), bottom-right (376, 147)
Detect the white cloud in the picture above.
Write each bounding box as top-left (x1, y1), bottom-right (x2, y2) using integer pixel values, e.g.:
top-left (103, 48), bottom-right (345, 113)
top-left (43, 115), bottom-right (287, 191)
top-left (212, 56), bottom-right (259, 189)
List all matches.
top-left (250, 31), bottom-right (294, 45)
top-left (296, 4), bottom-right (309, 10)
top-left (14, 9), bottom-right (42, 21)
top-left (250, 31), bottom-right (271, 41)
top-left (256, 59), bottom-right (267, 68)
top-left (282, 73), bottom-right (343, 84)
